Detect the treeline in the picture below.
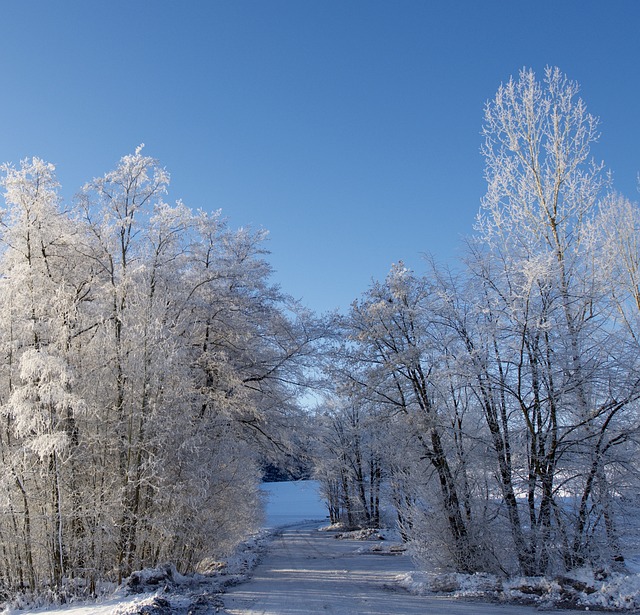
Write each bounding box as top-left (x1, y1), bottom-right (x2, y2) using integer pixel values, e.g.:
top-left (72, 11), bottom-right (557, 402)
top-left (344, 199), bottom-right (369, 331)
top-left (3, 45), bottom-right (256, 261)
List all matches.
top-left (0, 147), bottom-right (320, 596)
top-left (314, 68), bottom-right (640, 576)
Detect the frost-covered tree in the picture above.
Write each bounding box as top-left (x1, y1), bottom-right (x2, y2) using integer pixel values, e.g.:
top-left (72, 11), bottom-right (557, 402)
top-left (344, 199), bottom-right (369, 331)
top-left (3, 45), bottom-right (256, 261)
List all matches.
top-left (592, 192), bottom-right (640, 343)
top-left (475, 67), bottom-right (640, 572)
top-left (316, 68), bottom-right (640, 578)
top-left (0, 149), bottom-right (320, 598)
top-left (313, 396), bottom-right (383, 528)
top-left (332, 264), bottom-right (484, 571)
top-left (75, 146), bottom-right (176, 580)
top-left (0, 158), bottom-right (93, 590)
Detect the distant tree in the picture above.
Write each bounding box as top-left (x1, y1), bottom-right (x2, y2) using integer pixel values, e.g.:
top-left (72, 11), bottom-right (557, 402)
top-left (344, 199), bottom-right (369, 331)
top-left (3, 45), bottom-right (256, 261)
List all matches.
top-left (313, 396), bottom-right (383, 529)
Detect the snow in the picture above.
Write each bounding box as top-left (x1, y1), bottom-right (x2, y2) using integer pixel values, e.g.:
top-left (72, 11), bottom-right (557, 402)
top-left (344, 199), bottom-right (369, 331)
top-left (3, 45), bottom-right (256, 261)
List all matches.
top-left (261, 479), bottom-right (327, 528)
top-left (8, 481), bottom-right (640, 613)
top-left (398, 568), bottom-right (640, 611)
top-left (7, 592), bottom-right (183, 615)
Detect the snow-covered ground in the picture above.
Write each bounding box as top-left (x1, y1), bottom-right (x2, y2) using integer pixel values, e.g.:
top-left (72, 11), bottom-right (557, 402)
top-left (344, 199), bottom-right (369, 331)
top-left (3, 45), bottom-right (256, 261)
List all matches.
top-left (7, 481), bottom-right (640, 613)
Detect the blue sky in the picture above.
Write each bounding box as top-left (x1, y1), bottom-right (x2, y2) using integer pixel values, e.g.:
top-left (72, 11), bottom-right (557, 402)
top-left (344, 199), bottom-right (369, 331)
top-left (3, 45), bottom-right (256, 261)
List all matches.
top-left (1, 1), bottom-right (639, 313)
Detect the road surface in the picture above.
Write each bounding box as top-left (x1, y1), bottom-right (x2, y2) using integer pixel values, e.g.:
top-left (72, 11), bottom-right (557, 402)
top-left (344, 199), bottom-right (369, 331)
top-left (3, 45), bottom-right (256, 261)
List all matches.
top-left (221, 522), bottom-right (576, 615)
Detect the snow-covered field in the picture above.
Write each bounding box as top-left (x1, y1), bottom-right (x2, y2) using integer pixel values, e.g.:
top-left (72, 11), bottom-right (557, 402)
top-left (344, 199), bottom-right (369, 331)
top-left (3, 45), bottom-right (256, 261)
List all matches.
top-left (7, 481), bottom-right (640, 613)
top-left (261, 479), bottom-right (327, 527)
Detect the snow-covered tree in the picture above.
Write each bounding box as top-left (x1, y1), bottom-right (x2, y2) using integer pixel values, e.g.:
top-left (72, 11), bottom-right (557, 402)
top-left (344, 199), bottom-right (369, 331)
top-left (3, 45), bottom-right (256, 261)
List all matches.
top-left (0, 149), bottom-right (321, 597)
top-left (315, 68), bottom-right (640, 578)
top-left (0, 158), bottom-right (94, 590)
top-left (329, 264), bottom-right (485, 571)
top-left (475, 67), bottom-right (640, 572)
top-left (313, 395), bottom-right (383, 528)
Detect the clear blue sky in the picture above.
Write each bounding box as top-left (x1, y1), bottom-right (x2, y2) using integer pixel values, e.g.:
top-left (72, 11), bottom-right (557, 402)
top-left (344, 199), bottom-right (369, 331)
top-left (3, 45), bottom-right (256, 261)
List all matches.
top-left (1, 1), bottom-right (639, 313)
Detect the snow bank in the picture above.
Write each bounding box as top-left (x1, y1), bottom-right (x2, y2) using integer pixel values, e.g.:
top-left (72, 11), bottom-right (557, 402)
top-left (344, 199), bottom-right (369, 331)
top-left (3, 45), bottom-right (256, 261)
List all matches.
top-left (3, 529), bottom-right (273, 615)
top-left (398, 568), bottom-right (640, 611)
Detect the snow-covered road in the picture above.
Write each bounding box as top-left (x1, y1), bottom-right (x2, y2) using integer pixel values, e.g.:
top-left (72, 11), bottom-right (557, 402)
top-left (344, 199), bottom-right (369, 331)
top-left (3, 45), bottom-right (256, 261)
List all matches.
top-left (221, 522), bottom-right (575, 615)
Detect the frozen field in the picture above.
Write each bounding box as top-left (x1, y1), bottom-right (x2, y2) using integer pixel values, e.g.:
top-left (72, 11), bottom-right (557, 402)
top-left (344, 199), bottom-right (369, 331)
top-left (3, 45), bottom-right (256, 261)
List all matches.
top-left (261, 479), bottom-right (327, 527)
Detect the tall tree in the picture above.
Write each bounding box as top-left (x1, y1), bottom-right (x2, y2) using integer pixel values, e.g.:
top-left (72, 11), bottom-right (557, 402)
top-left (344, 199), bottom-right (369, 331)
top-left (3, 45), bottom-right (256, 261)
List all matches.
top-left (0, 158), bottom-right (92, 589)
top-left (476, 67), bottom-right (640, 572)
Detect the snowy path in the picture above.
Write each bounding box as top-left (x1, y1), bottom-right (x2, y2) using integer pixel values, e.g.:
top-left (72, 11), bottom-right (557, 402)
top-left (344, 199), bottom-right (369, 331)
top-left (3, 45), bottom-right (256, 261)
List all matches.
top-left (221, 522), bottom-right (575, 615)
